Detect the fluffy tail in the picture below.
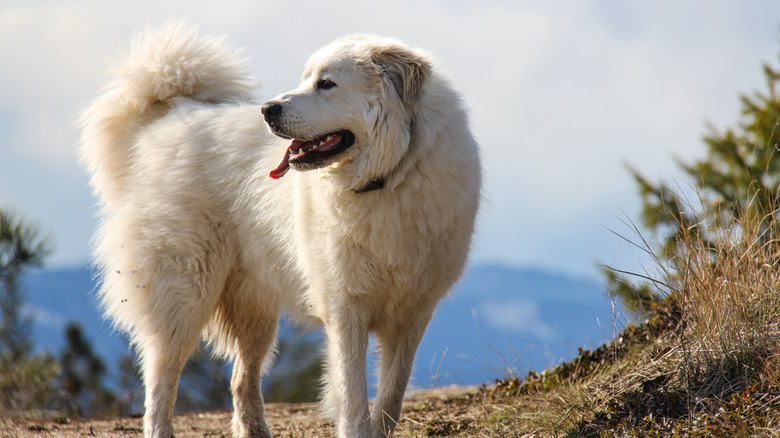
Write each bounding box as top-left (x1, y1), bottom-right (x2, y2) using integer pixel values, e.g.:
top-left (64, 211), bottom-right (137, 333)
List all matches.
top-left (79, 21), bottom-right (255, 204)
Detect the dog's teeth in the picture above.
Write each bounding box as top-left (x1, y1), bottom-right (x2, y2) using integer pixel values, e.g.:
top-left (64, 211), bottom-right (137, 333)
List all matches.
top-left (311, 144), bottom-right (319, 150)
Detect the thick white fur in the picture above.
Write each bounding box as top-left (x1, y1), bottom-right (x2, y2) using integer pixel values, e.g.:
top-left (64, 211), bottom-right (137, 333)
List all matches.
top-left (80, 22), bottom-right (481, 438)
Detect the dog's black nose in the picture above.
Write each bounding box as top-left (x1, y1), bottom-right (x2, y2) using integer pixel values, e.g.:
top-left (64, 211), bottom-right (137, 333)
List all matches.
top-left (261, 102), bottom-right (283, 122)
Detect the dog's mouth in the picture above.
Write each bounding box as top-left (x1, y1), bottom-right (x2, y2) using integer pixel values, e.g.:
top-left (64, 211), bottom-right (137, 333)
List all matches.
top-left (270, 130), bottom-right (355, 179)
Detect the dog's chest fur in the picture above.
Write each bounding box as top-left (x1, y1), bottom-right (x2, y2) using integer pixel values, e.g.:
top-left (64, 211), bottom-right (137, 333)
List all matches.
top-left (291, 173), bottom-right (456, 317)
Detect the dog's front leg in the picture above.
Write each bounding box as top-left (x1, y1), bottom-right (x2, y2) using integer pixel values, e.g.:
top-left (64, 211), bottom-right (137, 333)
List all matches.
top-left (322, 307), bottom-right (372, 438)
top-left (371, 312), bottom-right (433, 438)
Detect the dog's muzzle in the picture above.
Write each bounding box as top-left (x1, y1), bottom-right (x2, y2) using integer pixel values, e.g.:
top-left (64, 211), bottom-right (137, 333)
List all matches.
top-left (261, 101), bottom-right (284, 131)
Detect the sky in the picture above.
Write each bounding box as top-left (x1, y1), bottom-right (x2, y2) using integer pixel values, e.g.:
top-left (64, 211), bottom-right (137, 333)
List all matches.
top-left (1, 1), bottom-right (779, 280)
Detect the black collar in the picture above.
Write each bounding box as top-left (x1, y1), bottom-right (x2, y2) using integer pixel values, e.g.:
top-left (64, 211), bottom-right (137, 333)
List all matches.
top-left (352, 177), bottom-right (385, 194)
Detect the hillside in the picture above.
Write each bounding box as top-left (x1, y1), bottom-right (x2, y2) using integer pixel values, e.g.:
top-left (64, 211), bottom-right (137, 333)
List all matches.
top-left (5, 291), bottom-right (779, 437)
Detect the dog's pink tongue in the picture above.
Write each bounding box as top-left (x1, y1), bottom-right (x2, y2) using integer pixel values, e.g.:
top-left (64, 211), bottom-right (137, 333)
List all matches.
top-left (269, 140), bottom-right (305, 179)
top-left (269, 155), bottom-right (290, 179)
top-left (269, 135), bottom-right (343, 179)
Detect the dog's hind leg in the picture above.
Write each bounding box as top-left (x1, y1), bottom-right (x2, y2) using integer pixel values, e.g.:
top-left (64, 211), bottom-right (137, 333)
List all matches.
top-left (216, 279), bottom-right (278, 438)
top-left (141, 332), bottom-right (200, 438)
top-left (139, 301), bottom-right (218, 437)
top-left (371, 312), bottom-right (433, 438)
top-left (134, 256), bottom-right (228, 438)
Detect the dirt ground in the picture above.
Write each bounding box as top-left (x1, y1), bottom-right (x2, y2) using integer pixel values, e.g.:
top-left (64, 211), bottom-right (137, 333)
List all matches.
top-left (0, 387), bottom-right (478, 438)
top-left (1, 403), bottom-right (329, 438)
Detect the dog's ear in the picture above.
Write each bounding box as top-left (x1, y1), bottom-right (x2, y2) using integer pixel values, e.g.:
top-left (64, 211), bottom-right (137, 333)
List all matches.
top-left (372, 45), bottom-right (431, 104)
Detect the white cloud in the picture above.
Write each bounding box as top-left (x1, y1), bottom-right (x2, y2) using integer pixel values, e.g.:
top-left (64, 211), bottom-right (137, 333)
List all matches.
top-left (480, 299), bottom-right (557, 342)
top-left (1, 0), bottom-right (779, 273)
top-left (469, 1), bottom-right (780, 274)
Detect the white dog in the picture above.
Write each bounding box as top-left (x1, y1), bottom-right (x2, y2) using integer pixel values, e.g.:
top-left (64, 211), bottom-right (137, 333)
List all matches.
top-left (80, 22), bottom-right (480, 438)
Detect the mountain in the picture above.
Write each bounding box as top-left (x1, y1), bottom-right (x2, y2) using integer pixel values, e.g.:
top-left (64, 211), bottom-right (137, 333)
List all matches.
top-left (19, 264), bottom-right (617, 391)
top-left (410, 264), bottom-right (616, 390)
top-left (21, 266), bottom-right (132, 365)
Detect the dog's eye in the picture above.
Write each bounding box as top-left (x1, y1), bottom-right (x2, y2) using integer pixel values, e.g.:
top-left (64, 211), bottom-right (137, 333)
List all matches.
top-left (316, 79), bottom-right (337, 90)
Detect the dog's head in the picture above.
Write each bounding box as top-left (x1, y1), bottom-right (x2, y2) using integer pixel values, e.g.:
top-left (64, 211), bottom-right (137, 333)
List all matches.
top-left (263, 36), bottom-right (431, 191)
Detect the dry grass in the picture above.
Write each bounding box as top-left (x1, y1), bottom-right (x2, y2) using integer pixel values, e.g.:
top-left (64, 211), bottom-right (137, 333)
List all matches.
top-left (505, 203), bottom-right (780, 437)
top-left (384, 203), bottom-right (780, 437)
